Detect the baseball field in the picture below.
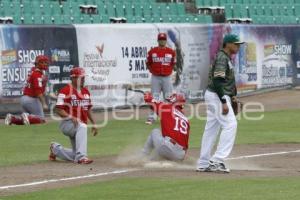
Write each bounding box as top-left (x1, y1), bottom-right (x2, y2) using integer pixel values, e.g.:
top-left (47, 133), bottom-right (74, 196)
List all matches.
top-left (1, 89), bottom-right (300, 200)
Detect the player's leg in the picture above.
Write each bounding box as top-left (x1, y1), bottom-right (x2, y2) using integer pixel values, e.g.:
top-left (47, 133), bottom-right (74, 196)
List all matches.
top-left (142, 128), bottom-right (164, 155)
top-left (211, 96), bottom-right (237, 164)
top-left (4, 113), bottom-right (24, 125)
top-left (161, 76), bottom-right (173, 100)
top-left (158, 137), bottom-right (186, 161)
top-left (197, 90), bottom-right (221, 169)
top-left (20, 96), bottom-right (45, 125)
top-left (49, 142), bottom-right (76, 162)
top-left (74, 122), bottom-right (92, 163)
top-left (51, 119), bottom-right (78, 161)
top-left (146, 75), bottom-right (162, 124)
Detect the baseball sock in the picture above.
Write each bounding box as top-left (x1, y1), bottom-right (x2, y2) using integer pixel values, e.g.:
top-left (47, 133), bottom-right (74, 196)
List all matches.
top-left (11, 115), bottom-right (24, 125)
top-left (28, 115), bottom-right (46, 124)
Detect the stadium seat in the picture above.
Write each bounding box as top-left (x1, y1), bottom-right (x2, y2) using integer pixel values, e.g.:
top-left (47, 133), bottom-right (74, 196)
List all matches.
top-left (124, 4), bottom-right (134, 17)
top-left (106, 3), bottom-right (116, 17)
top-left (263, 4), bottom-right (272, 16)
top-left (82, 15), bottom-right (92, 24)
top-left (101, 15), bottom-right (110, 23)
top-left (224, 4), bottom-right (233, 18)
top-left (235, 0), bottom-right (243, 4)
top-left (115, 3), bottom-right (125, 17)
top-left (152, 15), bottom-right (161, 23)
top-left (248, 5), bottom-right (257, 17)
top-left (256, 5), bottom-right (265, 16)
top-left (97, 2), bottom-right (106, 15)
top-left (143, 4), bottom-right (152, 17)
top-left (43, 15), bottom-right (54, 24)
top-left (270, 5), bottom-right (280, 16)
top-left (251, 15), bottom-right (262, 24)
top-left (211, 0), bottom-right (219, 6)
top-left (72, 15), bottom-right (83, 24)
top-left (143, 15), bottom-right (153, 23)
top-left (177, 4), bottom-right (186, 16)
top-left (133, 4), bottom-right (143, 17)
top-left (63, 15), bottom-right (72, 24)
top-left (13, 15), bottom-right (22, 24)
top-left (202, 0), bottom-right (211, 7)
top-left (135, 16), bottom-right (143, 23)
top-left (32, 14), bottom-right (43, 24)
top-left (52, 15), bottom-right (64, 25)
top-left (90, 15), bottom-right (99, 23)
top-left (168, 3), bottom-right (178, 15)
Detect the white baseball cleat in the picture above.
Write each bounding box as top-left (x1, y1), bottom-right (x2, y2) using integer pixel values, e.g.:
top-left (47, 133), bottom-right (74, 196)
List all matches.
top-left (21, 113), bottom-right (30, 125)
top-left (145, 118), bottom-right (155, 125)
top-left (4, 113), bottom-right (12, 125)
top-left (196, 161), bottom-right (230, 173)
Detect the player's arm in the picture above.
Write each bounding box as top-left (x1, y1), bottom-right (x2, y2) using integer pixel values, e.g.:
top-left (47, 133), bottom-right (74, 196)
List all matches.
top-left (37, 93), bottom-right (48, 110)
top-left (212, 56), bottom-right (229, 114)
top-left (86, 94), bottom-right (98, 136)
top-left (87, 109), bottom-right (98, 136)
top-left (32, 75), bottom-right (48, 110)
top-left (146, 50), bottom-right (152, 70)
top-left (55, 93), bottom-right (79, 126)
top-left (171, 50), bottom-right (177, 68)
top-left (144, 92), bottom-right (162, 116)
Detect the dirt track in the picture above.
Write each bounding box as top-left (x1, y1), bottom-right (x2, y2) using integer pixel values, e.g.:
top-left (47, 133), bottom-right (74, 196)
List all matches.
top-left (1, 89), bottom-right (300, 196)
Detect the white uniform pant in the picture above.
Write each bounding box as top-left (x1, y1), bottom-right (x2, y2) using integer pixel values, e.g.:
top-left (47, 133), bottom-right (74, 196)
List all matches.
top-left (143, 129), bottom-right (186, 161)
top-left (51, 119), bottom-right (88, 162)
top-left (197, 90), bottom-right (237, 168)
top-left (147, 75), bottom-right (173, 121)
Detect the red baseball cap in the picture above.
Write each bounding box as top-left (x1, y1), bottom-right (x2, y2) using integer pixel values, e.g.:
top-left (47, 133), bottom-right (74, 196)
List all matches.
top-left (157, 33), bottom-right (167, 40)
top-left (70, 67), bottom-right (85, 78)
top-left (35, 55), bottom-right (49, 70)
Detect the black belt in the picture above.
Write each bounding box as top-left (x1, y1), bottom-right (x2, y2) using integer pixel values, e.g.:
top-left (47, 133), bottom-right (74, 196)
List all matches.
top-left (168, 138), bottom-right (187, 151)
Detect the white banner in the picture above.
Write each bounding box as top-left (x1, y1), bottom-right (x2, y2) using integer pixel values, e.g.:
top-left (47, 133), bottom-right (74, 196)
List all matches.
top-left (75, 24), bottom-right (210, 108)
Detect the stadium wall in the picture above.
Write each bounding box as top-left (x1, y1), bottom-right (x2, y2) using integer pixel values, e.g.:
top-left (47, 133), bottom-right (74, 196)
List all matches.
top-left (0, 24), bottom-right (298, 113)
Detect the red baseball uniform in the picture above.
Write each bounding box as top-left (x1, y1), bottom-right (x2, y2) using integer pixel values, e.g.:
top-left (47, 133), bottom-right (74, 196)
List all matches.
top-left (146, 47), bottom-right (176, 76)
top-left (56, 84), bottom-right (92, 124)
top-left (151, 101), bottom-right (190, 149)
top-left (23, 67), bottom-right (47, 97)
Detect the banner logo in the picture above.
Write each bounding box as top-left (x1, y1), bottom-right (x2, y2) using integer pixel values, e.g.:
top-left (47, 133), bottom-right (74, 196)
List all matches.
top-left (51, 49), bottom-right (70, 62)
top-left (1, 50), bottom-right (17, 65)
top-left (96, 44), bottom-right (104, 58)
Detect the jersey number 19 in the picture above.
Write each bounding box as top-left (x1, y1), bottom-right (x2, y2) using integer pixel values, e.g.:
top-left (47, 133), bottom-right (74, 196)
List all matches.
top-left (174, 117), bottom-right (188, 135)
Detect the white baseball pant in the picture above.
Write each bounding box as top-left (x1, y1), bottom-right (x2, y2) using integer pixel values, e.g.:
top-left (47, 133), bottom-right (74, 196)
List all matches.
top-left (51, 119), bottom-right (88, 162)
top-left (147, 75), bottom-right (173, 121)
top-left (143, 128), bottom-right (186, 161)
top-left (197, 90), bottom-right (237, 168)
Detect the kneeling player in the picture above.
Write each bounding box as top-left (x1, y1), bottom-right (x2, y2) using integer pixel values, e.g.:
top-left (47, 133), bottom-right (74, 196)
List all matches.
top-left (5, 55), bottom-right (49, 125)
top-left (49, 67), bottom-right (98, 164)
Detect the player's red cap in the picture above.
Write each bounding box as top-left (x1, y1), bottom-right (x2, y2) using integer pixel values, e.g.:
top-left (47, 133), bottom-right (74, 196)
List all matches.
top-left (157, 33), bottom-right (167, 40)
top-left (70, 67), bottom-right (85, 78)
top-left (35, 55), bottom-right (49, 70)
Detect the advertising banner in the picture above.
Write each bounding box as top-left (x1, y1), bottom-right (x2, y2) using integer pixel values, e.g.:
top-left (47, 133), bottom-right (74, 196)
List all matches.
top-left (0, 24), bottom-right (298, 113)
top-left (75, 24), bottom-right (210, 107)
top-left (0, 25), bottom-right (78, 107)
top-left (208, 25), bottom-right (294, 93)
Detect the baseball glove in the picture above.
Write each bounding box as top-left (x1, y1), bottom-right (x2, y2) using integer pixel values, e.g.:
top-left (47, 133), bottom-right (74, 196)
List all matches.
top-left (231, 96), bottom-right (243, 115)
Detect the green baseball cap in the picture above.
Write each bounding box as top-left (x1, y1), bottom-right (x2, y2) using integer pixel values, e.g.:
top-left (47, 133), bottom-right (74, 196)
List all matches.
top-left (223, 34), bottom-right (244, 45)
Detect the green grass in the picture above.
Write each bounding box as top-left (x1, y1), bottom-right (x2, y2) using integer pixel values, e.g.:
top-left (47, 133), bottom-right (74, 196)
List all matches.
top-left (0, 109), bottom-right (300, 166)
top-left (3, 177), bottom-right (300, 200)
top-left (1, 109), bottom-right (300, 199)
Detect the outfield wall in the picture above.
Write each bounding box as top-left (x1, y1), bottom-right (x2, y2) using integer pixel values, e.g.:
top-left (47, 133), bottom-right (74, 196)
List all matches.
top-left (0, 24), bottom-right (298, 112)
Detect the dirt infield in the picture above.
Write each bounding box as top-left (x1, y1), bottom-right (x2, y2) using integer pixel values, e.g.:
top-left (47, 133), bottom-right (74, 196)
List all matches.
top-left (1, 144), bottom-right (300, 196)
top-left (1, 89), bottom-right (300, 196)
